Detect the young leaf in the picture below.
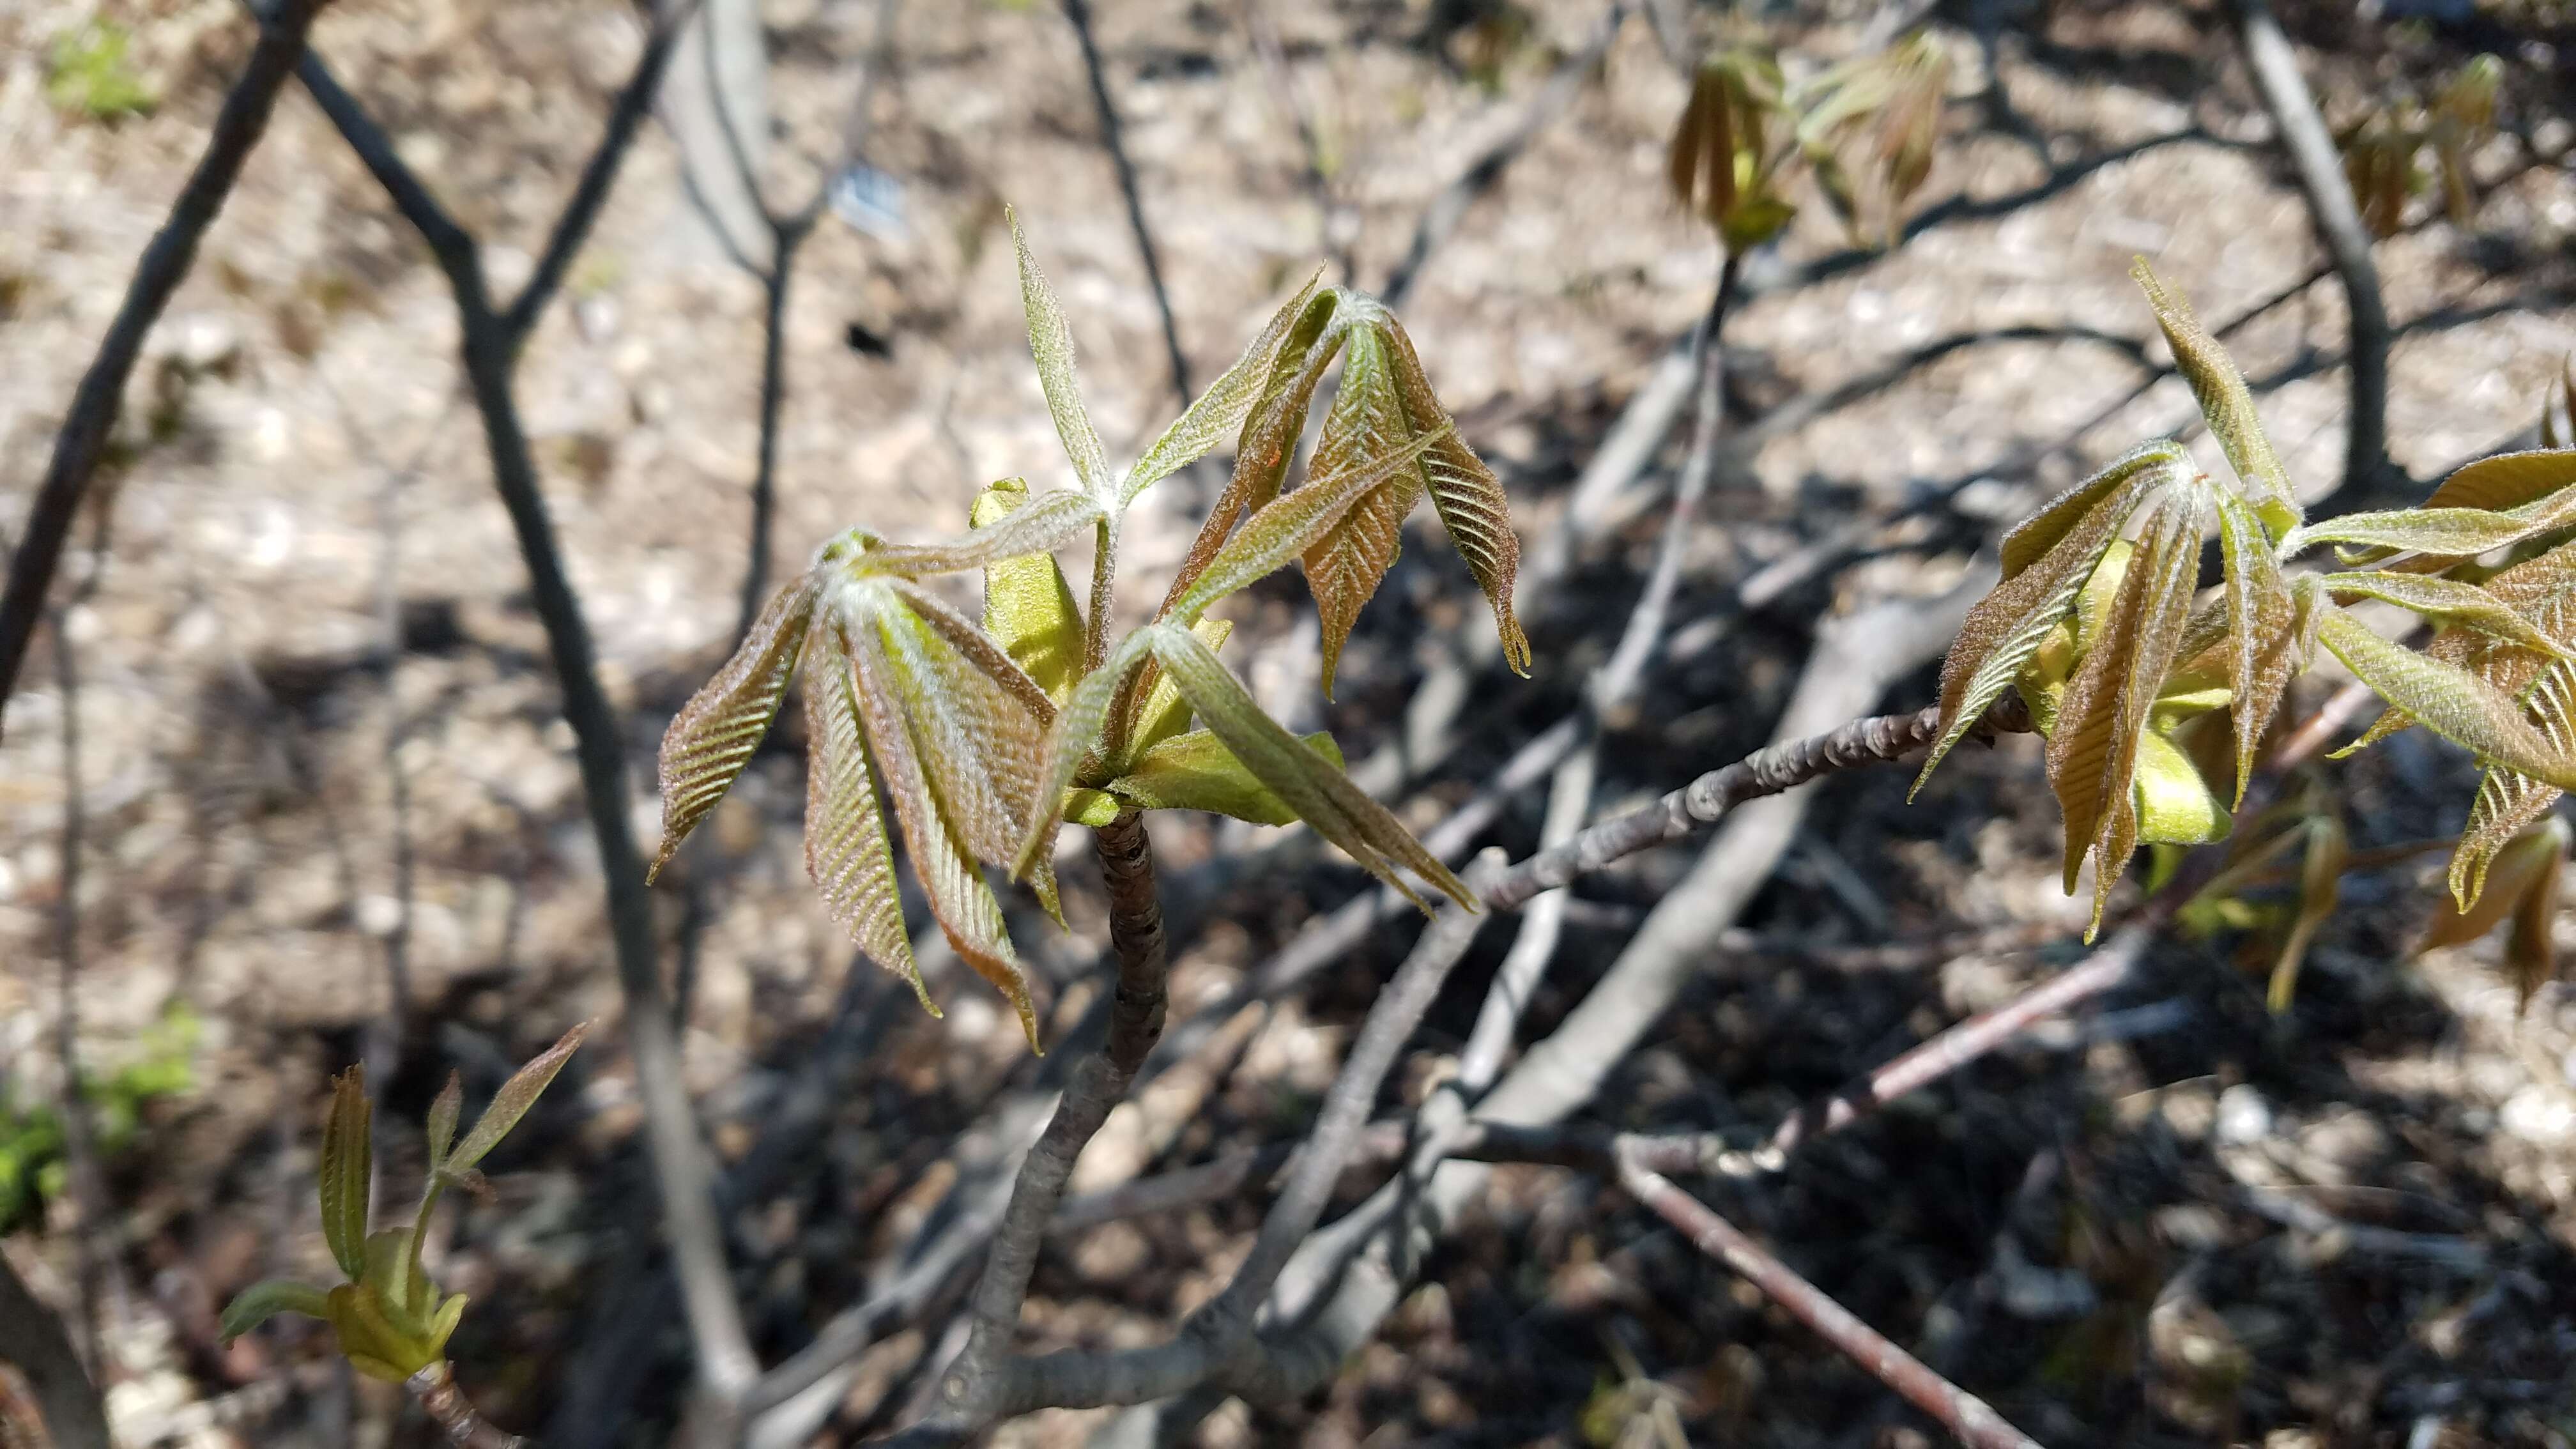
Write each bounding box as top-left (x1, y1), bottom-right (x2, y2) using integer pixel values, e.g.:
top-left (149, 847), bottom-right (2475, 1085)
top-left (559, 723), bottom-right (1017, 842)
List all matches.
top-left (2045, 487), bottom-right (2207, 935)
top-left (220, 1280), bottom-right (333, 1343)
top-left (446, 1022), bottom-right (589, 1177)
top-left (2314, 608), bottom-right (2576, 788)
top-left (2130, 259), bottom-right (2300, 535)
top-left (319, 1068), bottom-right (371, 1280)
top-left (652, 581), bottom-right (816, 882)
top-left (1106, 727), bottom-right (1344, 825)
top-left (2423, 819), bottom-right (2568, 996)
top-left (1301, 323), bottom-right (1426, 696)
top-left (2419, 448), bottom-right (2576, 514)
top-left (848, 608), bottom-right (1039, 1048)
top-left (1916, 445), bottom-right (2181, 793)
top-left (849, 486), bottom-right (1104, 579)
top-left (2279, 507), bottom-right (2539, 558)
top-left (1381, 314), bottom-right (1529, 676)
top-left (1009, 206), bottom-right (1110, 500)
top-left (2449, 656), bottom-right (2576, 908)
top-left (2319, 572), bottom-right (2573, 657)
top-left (1150, 624), bottom-right (1472, 911)
top-left (973, 478), bottom-right (1085, 703)
top-left (2215, 488), bottom-right (2299, 802)
top-left (1165, 421), bottom-right (1458, 625)
top-left (2133, 727), bottom-right (2231, 846)
top-left (872, 586), bottom-right (1056, 887)
top-left (1014, 627), bottom-right (1162, 880)
top-left (1123, 269), bottom-right (1326, 507)
top-left (2267, 815), bottom-right (2347, 1013)
top-left (1128, 617), bottom-right (1232, 756)
top-left (425, 1071), bottom-right (461, 1172)
top-left (802, 625), bottom-right (930, 1010)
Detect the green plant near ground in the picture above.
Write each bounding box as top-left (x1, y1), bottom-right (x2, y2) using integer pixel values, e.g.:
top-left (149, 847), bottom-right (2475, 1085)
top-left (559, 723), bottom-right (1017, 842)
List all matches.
top-left (2336, 53), bottom-right (2500, 237)
top-left (218, 1025), bottom-right (586, 1383)
top-left (0, 1000), bottom-right (197, 1232)
top-left (45, 19), bottom-right (156, 123)
top-left (1915, 258), bottom-right (2576, 1006)
top-left (651, 211), bottom-right (1529, 1049)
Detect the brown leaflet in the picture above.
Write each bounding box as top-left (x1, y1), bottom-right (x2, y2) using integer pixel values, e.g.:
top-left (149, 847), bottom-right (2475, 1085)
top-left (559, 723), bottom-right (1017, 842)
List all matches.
top-left (2421, 448), bottom-right (2576, 512)
top-left (2044, 488), bottom-right (2206, 934)
top-left (1999, 441), bottom-right (2191, 581)
top-left (2130, 261), bottom-right (2299, 533)
top-left (800, 622), bottom-right (928, 1008)
top-left (1301, 325), bottom-right (1421, 697)
top-left (845, 613), bottom-right (1039, 1049)
top-left (652, 581), bottom-right (817, 882)
top-left (2216, 489), bottom-right (2297, 803)
top-left (1381, 314), bottom-right (1530, 675)
top-left (1917, 451), bottom-right (2174, 792)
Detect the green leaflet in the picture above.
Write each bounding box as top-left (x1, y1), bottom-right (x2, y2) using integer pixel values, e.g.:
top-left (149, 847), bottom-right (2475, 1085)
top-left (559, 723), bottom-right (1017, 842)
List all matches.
top-left (319, 1068), bottom-right (371, 1280)
top-left (2131, 260), bottom-right (2300, 537)
top-left (1106, 727), bottom-right (1345, 825)
top-left (1015, 628), bottom-right (1163, 880)
top-left (2280, 506), bottom-right (2542, 558)
top-left (847, 486), bottom-right (1104, 579)
top-left (651, 580), bottom-right (816, 881)
top-left (973, 479), bottom-right (1085, 703)
top-left (1123, 269), bottom-right (1326, 507)
top-left (2216, 488), bottom-right (2299, 804)
top-left (1149, 624), bottom-right (1473, 911)
top-left (2133, 727), bottom-right (2232, 847)
top-left (2314, 607), bottom-right (2576, 790)
top-left (2421, 447), bottom-right (2576, 513)
top-left (1999, 440), bottom-right (2191, 581)
top-left (445, 1023), bottom-right (588, 1177)
top-left (1010, 206), bottom-right (1110, 500)
top-left (1915, 448), bottom-right (2180, 796)
top-left (2318, 571), bottom-right (2573, 658)
top-left (1128, 617), bottom-right (1232, 756)
top-left (220, 1280), bottom-right (332, 1344)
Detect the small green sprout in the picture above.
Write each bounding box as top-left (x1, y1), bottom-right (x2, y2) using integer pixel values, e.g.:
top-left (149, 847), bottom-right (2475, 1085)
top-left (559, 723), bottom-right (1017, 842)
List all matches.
top-left (218, 1025), bottom-right (588, 1382)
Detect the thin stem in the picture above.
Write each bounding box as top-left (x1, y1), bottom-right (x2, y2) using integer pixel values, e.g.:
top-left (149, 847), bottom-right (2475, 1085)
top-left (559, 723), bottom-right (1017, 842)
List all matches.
top-left (737, 256), bottom-right (795, 644)
top-left (408, 1363), bottom-right (530, 1449)
top-left (1617, 1158), bottom-right (2044, 1449)
top-left (1086, 514), bottom-right (1119, 674)
top-left (1061, 0), bottom-right (1192, 410)
top-left (0, 1254), bottom-right (108, 1449)
top-left (0, 0), bottom-right (328, 737)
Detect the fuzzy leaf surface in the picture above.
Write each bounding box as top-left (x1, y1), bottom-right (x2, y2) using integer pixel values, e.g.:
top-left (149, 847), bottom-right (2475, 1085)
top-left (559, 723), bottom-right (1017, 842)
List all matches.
top-left (2314, 608), bottom-right (2576, 789)
top-left (1108, 727), bottom-right (1344, 825)
top-left (447, 1023), bottom-right (588, 1176)
top-left (852, 487), bottom-right (1103, 579)
top-left (319, 1068), bottom-right (371, 1280)
top-left (973, 478), bottom-right (1085, 703)
top-left (2280, 507), bottom-right (2542, 558)
top-left (1010, 208), bottom-right (1109, 498)
top-left (2215, 487), bottom-right (2299, 802)
top-left (802, 630), bottom-right (926, 1006)
top-left (652, 581), bottom-right (815, 881)
top-left (2131, 260), bottom-right (2299, 534)
top-left (1301, 324), bottom-right (1425, 696)
top-left (220, 1281), bottom-right (332, 1343)
top-left (2424, 818), bottom-right (2567, 970)
top-left (1381, 314), bottom-right (1529, 675)
top-left (1123, 270), bottom-right (1324, 507)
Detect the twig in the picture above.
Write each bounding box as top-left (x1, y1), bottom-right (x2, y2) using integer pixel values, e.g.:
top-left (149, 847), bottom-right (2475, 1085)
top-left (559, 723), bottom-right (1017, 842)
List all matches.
top-left (1616, 1158), bottom-right (2045, 1449)
top-left (291, 12), bottom-right (760, 1417)
top-left (0, 1254), bottom-right (108, 1449)
top-left (408, 1363), bottom-right (529, 1448)
top-left (1061, 0), bottom-right (1192, 410)
top-left (47, 601), bottom-right (111, 1377)
top-left (2230, 0), bottom-right (2389, 494)
top-left (1381, 1), bottom-right (1624, 308)
top-left (0, 0), bottom-right (329, 737)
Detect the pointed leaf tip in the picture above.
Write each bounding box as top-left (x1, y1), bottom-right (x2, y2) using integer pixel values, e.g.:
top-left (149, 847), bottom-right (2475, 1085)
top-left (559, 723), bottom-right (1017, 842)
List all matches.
top-left (445, 1022), bottom-right (588, 1176)
top-left (1009, 206), bottom-right (1110, 500)
top-left (654, 582), bottom-right (816, 882)
top-left (319, 1067), bottom-right (372, 1280)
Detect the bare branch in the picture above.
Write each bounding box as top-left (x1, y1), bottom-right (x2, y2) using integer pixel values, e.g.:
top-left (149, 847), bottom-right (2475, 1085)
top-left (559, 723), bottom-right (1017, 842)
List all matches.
top-left (0, 1253), bottom-right (108, 1449)
top-left (1061, 0), bottom-right (1192, 410)
top-left (1616, 1158), bottom-right (2045, 1449)
top-left (2230, 0), bottom-right (2389, 493)
top-left (408, 1363), bottom-right (529, 1449)
top-left (0, 0), bottom-right (329, 737)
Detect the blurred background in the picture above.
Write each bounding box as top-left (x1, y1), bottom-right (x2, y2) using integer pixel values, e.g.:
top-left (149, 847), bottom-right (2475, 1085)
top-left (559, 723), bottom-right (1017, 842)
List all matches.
top-left (5, 0), bottom-right (2576, 1443)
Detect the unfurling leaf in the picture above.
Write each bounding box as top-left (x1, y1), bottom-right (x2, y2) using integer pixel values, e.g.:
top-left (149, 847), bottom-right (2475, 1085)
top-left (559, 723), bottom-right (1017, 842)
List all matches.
top-left (1303, 323), bottom-right (1422, 696)
top-left (425, 1071), bottom-right (461, 1172)
top-left (1010, 205), bottom-right (1109, 500)
top-left (2131, 260), bottom-right (2299, 536)
top-left (2216, 489), bottom-right (2299, 802)
top-left (974, 479), bottom-right (1085, 703)
top-left (1124, 269), bottom-right (1326, 507)
top-left (1129, 618), bottom-right (1231, 755)
top-left (2280, 506), bottom-right (2543, 559)
top-left (2423, 817), bottom-right (2568, 1008)
top-left (1150, 624), bottom-right (1472, 910)
top-left (2318, 572), bottom-right (2573, 658)
top-left (2267, 815), bottom-right (2347, 1013)
top-left (2315, 607), bottom-right (2576, 790)
top-left (2046, 486), bottom-right (2209, 936)
top-left (1105, 727), bottom-right (1344, 825)
top-left (446, 1023), bottom-right (588, 1177)
top-left (1380, 315), bottom-right (1528, 676)
top-left (652, 581), bottom-right (816, 881)
top-left (1917, 441), bottom-right (2186, 793)
top-left (319, 1068), bottom-right (371, 1280)
top-left (2419, 447), bottom-right (2576, 514)
top-left (1793, 31), bottom-right (1950, 249)
top-left (803, 627), bottom-right (928, 1006)
top-left (220, 1280), bottom-right (333, 1343)
top-left (1669, 49), bottom-right (1791, 245)
top-left (1015, 628), bottom-right (1161, 880)
top-left (1168, 418), bottom-right (1458, 625)
top-left (848, 486), bottom-right (1104, 579)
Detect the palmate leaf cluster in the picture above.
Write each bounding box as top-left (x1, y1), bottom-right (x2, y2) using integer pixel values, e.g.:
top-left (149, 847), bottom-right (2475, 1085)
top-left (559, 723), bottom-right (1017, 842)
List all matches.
top-left (217, 1027), bottom-right (588, 1377)
top-left (1918, 260), bottom-right (2576, 1004)
top-left (1667, 31), bottom-right (1951, 252)
top-left (653, 212), bottom-right (1525, 1049)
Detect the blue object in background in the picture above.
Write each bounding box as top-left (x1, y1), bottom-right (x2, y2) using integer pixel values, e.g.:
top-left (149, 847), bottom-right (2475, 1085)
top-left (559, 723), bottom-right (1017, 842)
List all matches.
top-left (829, 164), bottom-right (909, 242)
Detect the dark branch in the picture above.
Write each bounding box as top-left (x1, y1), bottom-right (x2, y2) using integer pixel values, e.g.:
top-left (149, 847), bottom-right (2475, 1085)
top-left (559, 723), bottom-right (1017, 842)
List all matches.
top-left (1061, 0), bottom-right (1192, 410)
top-left (0, 1253), bottom-right (109, 1449)
top-left (0, 0), bottom-right (329, 737)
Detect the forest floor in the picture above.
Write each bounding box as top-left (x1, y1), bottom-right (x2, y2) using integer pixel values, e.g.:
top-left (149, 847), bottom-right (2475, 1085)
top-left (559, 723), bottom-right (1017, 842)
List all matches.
top-left (4, 0), bottom-right (2576, 1444)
